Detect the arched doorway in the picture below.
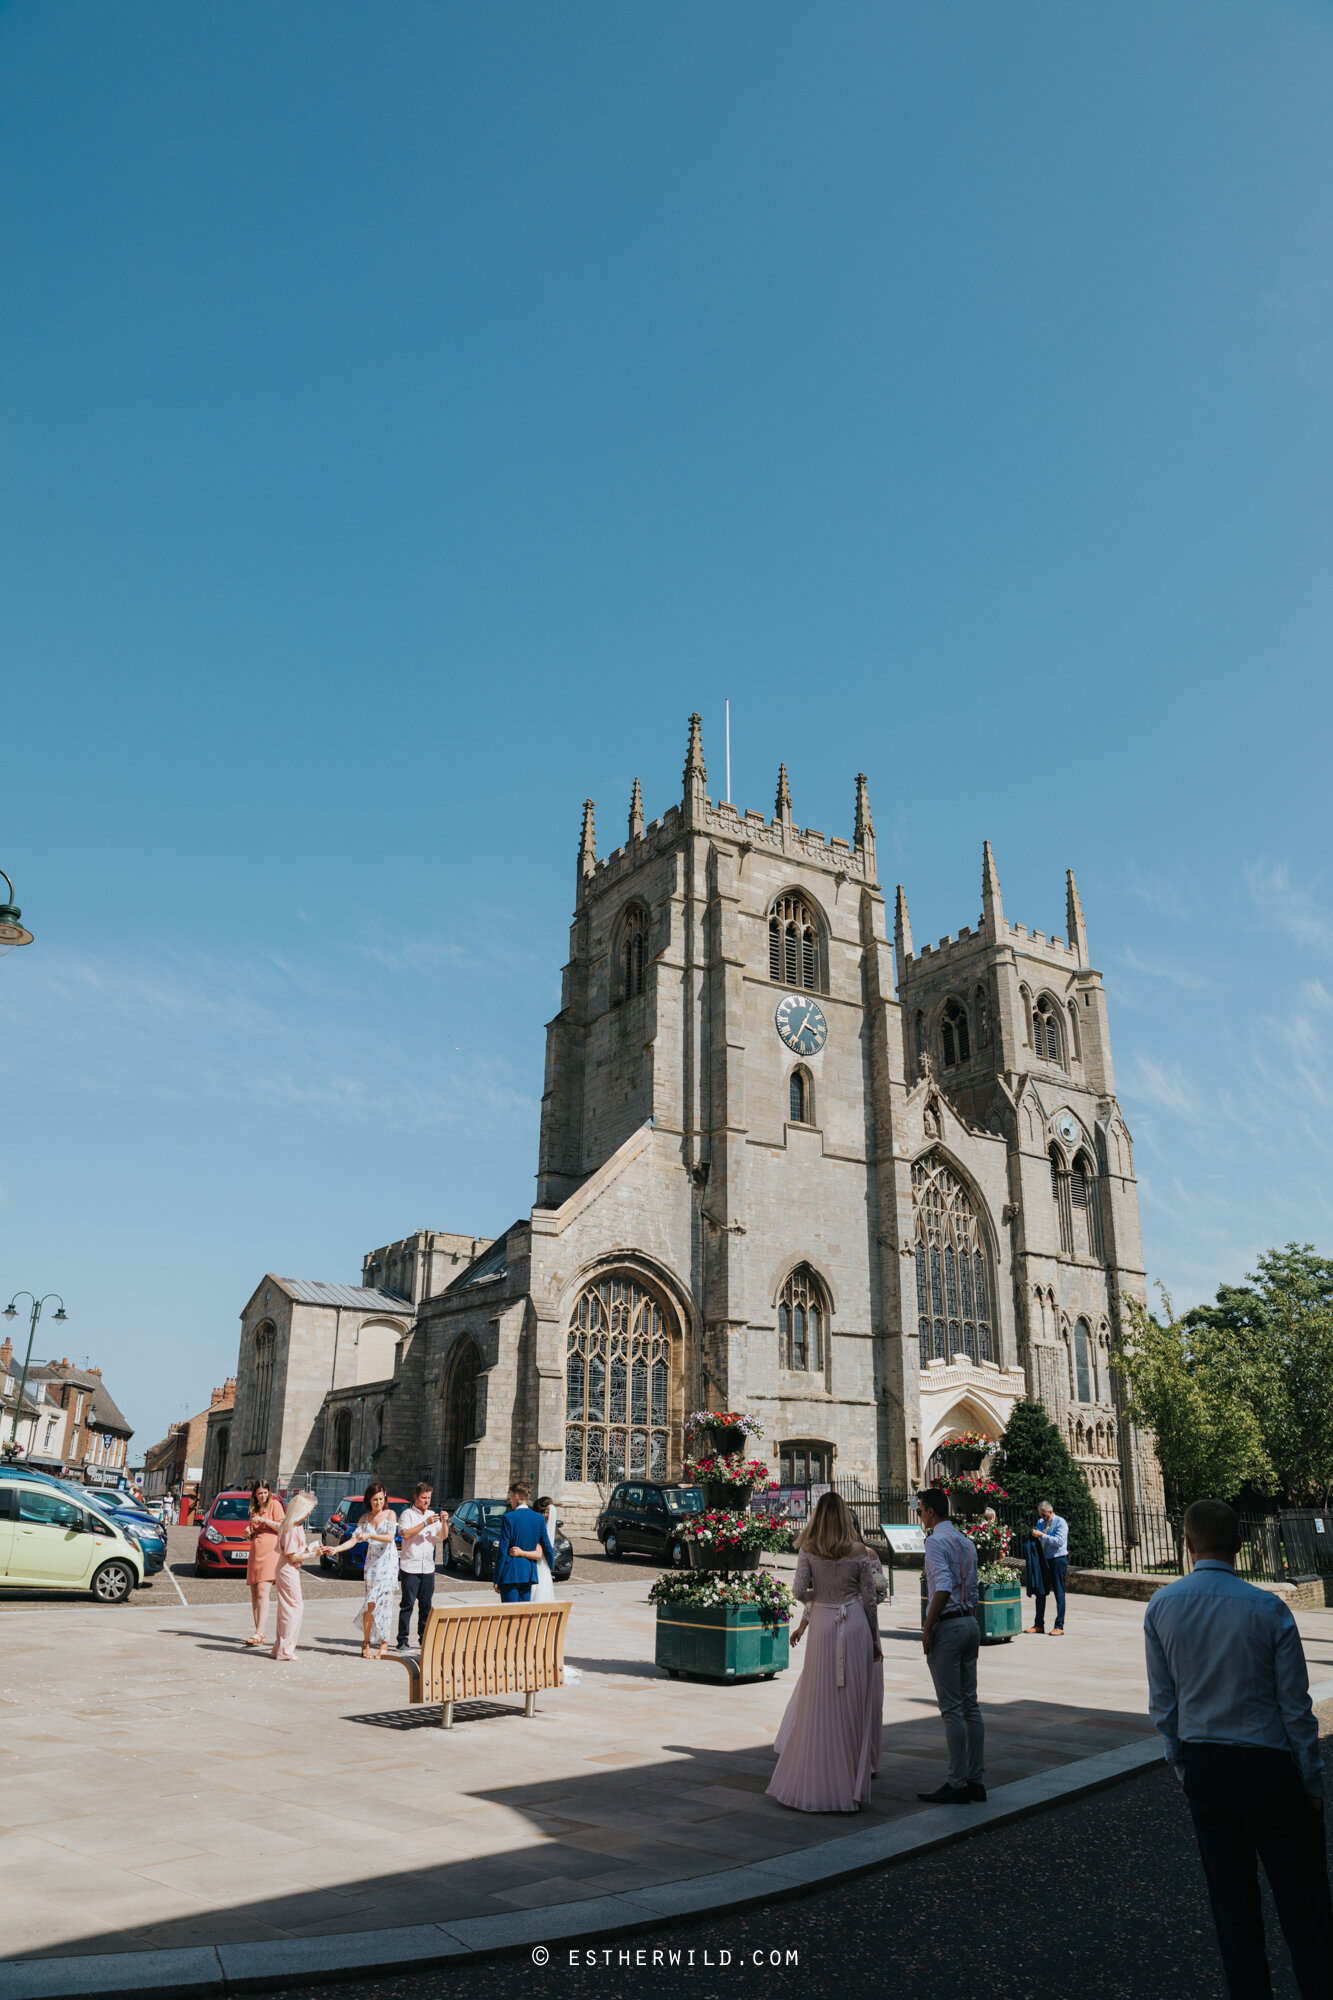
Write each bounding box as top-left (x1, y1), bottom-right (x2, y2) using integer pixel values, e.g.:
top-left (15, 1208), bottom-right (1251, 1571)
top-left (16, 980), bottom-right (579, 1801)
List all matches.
top-left (441, 1340), bottom-right (480, 1499)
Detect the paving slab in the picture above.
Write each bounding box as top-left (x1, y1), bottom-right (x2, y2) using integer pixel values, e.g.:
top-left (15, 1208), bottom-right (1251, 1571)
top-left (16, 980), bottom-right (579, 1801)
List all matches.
top-left (3, 1565), bottom-right (1330, 1976)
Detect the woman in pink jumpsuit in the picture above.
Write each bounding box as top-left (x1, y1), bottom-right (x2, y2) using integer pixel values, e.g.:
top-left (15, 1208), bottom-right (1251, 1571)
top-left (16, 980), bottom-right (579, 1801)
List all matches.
top-left (270, 1491), bottom-right (323, 1661)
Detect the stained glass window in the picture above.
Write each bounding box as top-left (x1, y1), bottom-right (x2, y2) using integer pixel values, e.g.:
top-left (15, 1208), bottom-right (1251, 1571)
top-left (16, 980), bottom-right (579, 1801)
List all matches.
top-left (912, 1155), bottom-right (995, 1365)
top-left (778, 1265), bottom-right (828, 1371)
top-left (565, 1276), bottom-right (672, 1483)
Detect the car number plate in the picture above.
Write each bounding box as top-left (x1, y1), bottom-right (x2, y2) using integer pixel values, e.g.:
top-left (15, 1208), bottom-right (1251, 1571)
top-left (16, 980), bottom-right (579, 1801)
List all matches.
top-left (229, 1550), bottom-right (247, 1561)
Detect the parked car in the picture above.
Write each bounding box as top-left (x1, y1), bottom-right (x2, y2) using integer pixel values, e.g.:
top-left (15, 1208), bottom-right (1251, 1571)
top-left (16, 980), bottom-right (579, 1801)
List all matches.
top-left (61, 1485), bottom-right (166, 1575)
top-left (596, 1482), bottom-right (706, 1566)
top-left (446, 1499), bottom-right (574, 1582)
top-left (0, 1470), bottom-right (144, 1602)
top-left (195, 1489), bottom-right (267, 1577)
top-left (319, 1493), bottom-right (411, 1578)
top-left (6, 1469), bottom-right (166, 1578)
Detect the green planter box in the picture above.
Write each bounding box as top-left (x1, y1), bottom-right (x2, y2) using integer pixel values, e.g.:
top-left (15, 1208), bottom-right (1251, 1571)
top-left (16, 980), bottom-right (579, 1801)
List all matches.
top-left (655, 1603), bottom-right (791, 1681)
top-left (920, 1577), bottom-right (1022, 1645)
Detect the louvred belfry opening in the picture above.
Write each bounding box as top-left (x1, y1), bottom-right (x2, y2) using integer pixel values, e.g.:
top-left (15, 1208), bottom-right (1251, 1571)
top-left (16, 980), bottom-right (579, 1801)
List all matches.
top-left (768, 894), bottom-right (819, 990)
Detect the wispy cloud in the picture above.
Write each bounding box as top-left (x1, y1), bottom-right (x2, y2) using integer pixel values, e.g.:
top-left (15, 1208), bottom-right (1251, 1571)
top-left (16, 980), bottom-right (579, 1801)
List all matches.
top-left (0, 931), bottom-right (542, 1136)
top-left (1120, 946), bottom-right (1209, 989)
top-left (1246, 862), bottom-right (1333, 953)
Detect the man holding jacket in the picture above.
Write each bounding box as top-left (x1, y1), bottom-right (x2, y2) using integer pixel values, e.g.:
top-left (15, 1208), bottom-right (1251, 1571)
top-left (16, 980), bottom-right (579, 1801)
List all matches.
top-left (493, 1482), bottom-right (555, 1604)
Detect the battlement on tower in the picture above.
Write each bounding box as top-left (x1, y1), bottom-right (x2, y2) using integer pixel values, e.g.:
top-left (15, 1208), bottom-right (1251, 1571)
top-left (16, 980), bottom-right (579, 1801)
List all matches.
top-left (901, 921), bottom-right (1081, 978)
top-left (574, 715), bottom-right (879, 904)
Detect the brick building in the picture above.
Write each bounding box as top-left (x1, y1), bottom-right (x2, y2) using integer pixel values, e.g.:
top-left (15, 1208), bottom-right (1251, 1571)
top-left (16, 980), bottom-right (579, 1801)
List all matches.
top-left (23, 1356), bottom-right (134, 1485)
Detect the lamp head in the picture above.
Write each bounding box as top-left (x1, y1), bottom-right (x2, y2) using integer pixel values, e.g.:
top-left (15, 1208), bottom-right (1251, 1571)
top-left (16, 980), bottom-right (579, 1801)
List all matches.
top-left (53, 1307), bottom-right (67, 1321)
top-left (3, 1304), bottom-right (16, 1320)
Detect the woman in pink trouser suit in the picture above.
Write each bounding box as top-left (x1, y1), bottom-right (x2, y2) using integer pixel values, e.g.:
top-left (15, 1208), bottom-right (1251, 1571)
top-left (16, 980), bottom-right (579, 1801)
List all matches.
top-left (271, 1491), bottom-right (323, 1661)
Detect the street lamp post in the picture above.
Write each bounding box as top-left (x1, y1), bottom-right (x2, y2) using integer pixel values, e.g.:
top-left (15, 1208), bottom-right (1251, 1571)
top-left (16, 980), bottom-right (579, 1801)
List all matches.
top-left (3, 1294), bottom-right (67, 1452)
top-left (0, 870), bottom-right (34, 956)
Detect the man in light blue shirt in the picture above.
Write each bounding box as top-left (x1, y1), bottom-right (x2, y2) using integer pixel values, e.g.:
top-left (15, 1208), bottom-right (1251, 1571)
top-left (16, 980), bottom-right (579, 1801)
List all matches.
top-left (1029, 1499), bottom-right (1069, 1635)
top-left (1144, 1498), bottom-right (1331, 1999)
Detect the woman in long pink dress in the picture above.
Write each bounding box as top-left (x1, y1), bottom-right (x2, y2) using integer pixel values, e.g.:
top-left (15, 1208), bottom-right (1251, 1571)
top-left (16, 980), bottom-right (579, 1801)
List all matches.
top-left (270, 1491), bottom-right (324, 1661)
top-left (768, 1493), bottom-right (883, 1813)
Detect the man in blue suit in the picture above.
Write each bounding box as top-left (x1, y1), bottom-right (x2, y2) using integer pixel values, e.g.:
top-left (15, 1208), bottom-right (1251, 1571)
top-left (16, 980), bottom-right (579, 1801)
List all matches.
top-left (493, 1482), bottom-right (554, 1604)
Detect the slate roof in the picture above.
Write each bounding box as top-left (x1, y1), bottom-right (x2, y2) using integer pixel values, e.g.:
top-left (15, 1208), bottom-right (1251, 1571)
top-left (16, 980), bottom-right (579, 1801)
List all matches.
top-left (443, 1230), bottom-right (515, 1293)
top-left (272, 1279), bottom-right (414, 1312)
top-left (29, 1364), bottom-right (133, 1436)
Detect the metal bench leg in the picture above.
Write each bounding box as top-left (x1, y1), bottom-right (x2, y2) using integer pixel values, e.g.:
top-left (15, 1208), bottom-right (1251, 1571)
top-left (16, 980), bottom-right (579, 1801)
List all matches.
top-left (525, 1692), bottom-right (536, 1718)
top-left (442, 1699), bottom-right (454, 1729)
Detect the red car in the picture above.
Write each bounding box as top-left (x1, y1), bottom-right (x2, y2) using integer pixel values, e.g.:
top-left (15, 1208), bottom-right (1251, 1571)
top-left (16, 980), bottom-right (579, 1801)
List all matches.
top-left (195, 1488), bottom-right (286, 1576)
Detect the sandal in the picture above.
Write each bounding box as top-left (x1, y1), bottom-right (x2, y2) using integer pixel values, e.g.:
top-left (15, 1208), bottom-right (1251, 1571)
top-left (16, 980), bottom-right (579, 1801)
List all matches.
top-left (362, 1643), bottom-right (372, 1659)
top-left (244, 1636), bottom-right (265, 1647)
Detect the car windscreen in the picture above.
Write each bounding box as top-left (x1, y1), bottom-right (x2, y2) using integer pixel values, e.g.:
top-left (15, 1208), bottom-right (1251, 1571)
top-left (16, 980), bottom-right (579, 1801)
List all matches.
top-left (663, 1488), bottom-right (705, 1515)
top-left (210, 1497), bottom-right (253, 1522)
top-left (477, 1503), bottom-right (511, 1524)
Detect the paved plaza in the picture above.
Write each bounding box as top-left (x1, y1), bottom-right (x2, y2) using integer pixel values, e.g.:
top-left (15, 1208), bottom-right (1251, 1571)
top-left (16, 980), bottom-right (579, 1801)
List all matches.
top-left (4, 1558), bottom-right (1333, 1967)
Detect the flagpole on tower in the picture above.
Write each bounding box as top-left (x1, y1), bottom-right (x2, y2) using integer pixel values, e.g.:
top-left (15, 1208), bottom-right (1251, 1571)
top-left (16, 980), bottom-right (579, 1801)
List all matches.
top-left (725, 698), bottom-right (731, 804)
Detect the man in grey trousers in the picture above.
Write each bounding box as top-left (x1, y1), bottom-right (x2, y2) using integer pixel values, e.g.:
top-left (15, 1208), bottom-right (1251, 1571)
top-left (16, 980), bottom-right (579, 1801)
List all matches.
top-left (917, 1488), bottom-right (986, 1805)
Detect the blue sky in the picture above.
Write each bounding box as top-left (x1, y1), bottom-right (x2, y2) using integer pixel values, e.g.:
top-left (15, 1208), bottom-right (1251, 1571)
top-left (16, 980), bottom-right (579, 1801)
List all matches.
top-left (2, 2), bottom-right (1332, 1454)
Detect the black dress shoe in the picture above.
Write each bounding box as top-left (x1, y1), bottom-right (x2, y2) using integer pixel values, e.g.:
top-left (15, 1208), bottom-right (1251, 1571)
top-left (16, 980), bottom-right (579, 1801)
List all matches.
top-left (968, 1782), bottom-right (987, 1802)
top-left (917, 1784), bottom-right (972, 1805)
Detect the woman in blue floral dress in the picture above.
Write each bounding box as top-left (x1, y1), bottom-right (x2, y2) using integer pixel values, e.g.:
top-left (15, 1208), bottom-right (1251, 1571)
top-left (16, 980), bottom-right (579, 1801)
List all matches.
top-left (351, 1482), bottom-right (399, 1660)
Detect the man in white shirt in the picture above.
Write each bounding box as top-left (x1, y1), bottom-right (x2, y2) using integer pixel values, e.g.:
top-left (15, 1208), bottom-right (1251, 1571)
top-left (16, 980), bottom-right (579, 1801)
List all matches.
top-left (396, 1481), bottom-right (446, 1651)
top-left (1145, 1497), bottom-right (1330, 2000)
top-left (917, 1488), bottom-right (985, 1806)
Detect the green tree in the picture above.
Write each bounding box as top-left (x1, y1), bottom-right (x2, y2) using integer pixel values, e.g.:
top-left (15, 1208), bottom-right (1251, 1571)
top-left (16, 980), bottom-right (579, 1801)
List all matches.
top-left (989, 1399), bottom-right (1105, 1567)
top-left (1115, 1294), bottom-right (1268, 1511)
top-left (1183, 1245), bottom-right (1333, 1505)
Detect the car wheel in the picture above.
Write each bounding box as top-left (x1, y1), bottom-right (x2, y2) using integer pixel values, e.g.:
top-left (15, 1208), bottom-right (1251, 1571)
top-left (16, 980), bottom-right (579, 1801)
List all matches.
top-left (472, 1546), bottom-right (485, 1581)
top-left (669, 1540), bottom-right (688, 1570)
top-left (91, 1560), bottom-right (135, 1605)
top-left (603, 1531), bottom-right (620, 1561)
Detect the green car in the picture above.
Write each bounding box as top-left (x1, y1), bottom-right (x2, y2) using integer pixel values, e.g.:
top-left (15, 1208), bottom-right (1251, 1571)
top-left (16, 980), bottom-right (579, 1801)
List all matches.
top-left (0, 1473), bottom-right (145, 1603)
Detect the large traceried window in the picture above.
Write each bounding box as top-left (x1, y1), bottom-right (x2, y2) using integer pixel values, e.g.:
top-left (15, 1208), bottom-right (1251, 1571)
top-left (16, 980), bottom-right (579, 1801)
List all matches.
top-left (565, 1275), bottom-right (672, 1485)
top-left (778, 1264), bottom-right (827, 1372)
top-left (912, 1155), bottom-right (995, 1367)
top-left (619, 903), bottom-right (648, 1000)
top-left (248, 1323), bottom-right (276, 1452)
top-left (768, 894), bottom-right (819, 991)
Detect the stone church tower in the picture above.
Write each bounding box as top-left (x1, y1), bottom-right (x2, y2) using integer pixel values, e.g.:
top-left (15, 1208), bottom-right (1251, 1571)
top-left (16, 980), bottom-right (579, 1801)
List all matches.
top-left (228, 714), bottom-right (1156, 1521)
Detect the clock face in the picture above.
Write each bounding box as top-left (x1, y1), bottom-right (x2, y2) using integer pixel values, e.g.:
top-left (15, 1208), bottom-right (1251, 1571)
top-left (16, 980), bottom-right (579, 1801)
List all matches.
top-left (1057, 1113), bottom-right (1079, 1145)
top-left (775, 994), bottom-right (828, 1055)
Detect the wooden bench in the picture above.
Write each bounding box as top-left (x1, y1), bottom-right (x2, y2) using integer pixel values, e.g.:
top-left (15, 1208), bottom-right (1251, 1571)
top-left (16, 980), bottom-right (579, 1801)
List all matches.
top-left (394, 1600), bottom-right (572, 1728)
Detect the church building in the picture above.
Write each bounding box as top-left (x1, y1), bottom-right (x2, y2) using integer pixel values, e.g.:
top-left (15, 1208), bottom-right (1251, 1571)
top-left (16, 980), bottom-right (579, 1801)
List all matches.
top-left (226, 715), bottom-right (1158, 1525)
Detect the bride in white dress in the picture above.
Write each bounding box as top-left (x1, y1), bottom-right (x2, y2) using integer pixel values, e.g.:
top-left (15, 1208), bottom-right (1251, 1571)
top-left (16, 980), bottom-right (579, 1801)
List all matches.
top-left (531, 1495), bottom-right (557, 1602)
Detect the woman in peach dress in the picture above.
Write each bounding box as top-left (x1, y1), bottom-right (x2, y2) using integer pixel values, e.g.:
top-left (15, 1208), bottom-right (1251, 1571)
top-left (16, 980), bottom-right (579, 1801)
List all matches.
top-left (244, 1480), bottom-right (286, 1647)
top-left (768, 1493), bottom-right (882, 1813)
top-left (270, 1491), bottom-right (324, 1661)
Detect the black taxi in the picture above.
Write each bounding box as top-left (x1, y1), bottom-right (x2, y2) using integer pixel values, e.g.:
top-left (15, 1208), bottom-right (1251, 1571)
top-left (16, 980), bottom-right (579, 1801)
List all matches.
top-left (595, 1481), bottom-right (706, 1567)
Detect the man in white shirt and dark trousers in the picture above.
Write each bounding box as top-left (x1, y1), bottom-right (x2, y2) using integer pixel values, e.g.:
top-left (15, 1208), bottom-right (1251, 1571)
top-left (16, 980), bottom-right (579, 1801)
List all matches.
top-left (396, 1482), bottom-right (446, 1652)
top-left (1145, 1498), bottom-right (1331, 2000)
top-left (917, 1488), bottom-right (986, 1806)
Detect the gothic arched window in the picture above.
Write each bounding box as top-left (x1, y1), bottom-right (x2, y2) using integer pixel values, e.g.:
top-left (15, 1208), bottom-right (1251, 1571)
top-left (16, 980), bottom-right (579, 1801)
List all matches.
top-left (912, 1155), bottom-right (994, 1367)
top-left (778, 1264), bottom-right (827, 1372)
top-left (941, 998), bottom-right (970, 1069)
top-left (1033, 995), bottom-right (1062, 1064)
top-left (331, 1406), bottom-right (352, 1472)
top-left (619, 903), bottom-right (648, 1001)
top-left (248, 1323), bottom-right (276, 1452)
top-left (565, 1275), bottom-right (672, 1485)
top-left (768, 894), bottom-right (819, 991)
top-left (1050, 1147), bottom-right (1074, 1254)
top-left (1071, 1151), bottom-right (1102, 1258)
top-left (789, 1067), bottom-right (812, 1124)
top-left (1074, 1318), bottom-right (1093, 1402)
